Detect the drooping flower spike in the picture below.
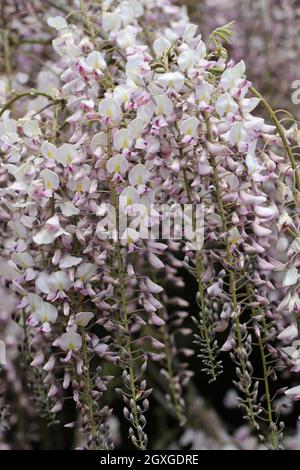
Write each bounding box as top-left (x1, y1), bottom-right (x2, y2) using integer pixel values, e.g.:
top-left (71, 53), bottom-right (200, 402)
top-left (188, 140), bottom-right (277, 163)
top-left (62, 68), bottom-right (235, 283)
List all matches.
top-left (1, 0), bottom-right (300, 451)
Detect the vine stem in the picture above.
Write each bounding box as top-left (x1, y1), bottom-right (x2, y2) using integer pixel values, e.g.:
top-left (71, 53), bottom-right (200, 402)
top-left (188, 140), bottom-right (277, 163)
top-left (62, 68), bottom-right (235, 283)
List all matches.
top-left (250, 86), bottom-right (300, 191)
top-left (0, 90), bottom-right (63, 117)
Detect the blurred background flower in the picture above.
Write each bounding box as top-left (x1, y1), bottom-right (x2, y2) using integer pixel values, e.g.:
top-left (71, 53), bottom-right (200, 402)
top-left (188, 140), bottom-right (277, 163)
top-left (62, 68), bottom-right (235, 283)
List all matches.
top-left (181, 0), bottom-right (300, 118)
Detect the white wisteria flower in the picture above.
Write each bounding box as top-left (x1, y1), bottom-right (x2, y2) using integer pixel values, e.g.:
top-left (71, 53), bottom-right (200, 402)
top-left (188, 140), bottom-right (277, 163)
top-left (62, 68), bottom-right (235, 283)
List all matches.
top-left (128, 164), bottom-right (150, 186)
top-left (60, 327), bottom-right (82, 352)
top-left (215, 93), bottom-right (238, 116)
top-left (179, 116), bottom-right (200, 138)
top-left (33, 215), bottom-right (66, 245)
top-left (220, 60), bottom-right (246, 90)
top-left (157, 72), bottom-right (185, 91)
top-left (41, 141), bottom-right (58, 161)
top-left (278, 324), bottom-right (298, 343)
top-left (76, 263), bottom-right (97, 283)
top-left (106, 155), bottom-right (129, 175)
top-left (119, 186), bottom-right (140, 207)
top-left (59, 255), bottom-right (82, 269)
top-left (98, 98), bottom-right (122, 122)
top-left (113, 129), bottom-right (132, 150)
top-left (75, 311), bottom-right (94, 327)
top-left (36, 271), bottom-right (72, 296)
top-left (154, 95), bottom-right (174, 116)
top-left (120, 228), bottom-right (140, 246)
top-left (285, 385), bottom-right (300, 401)
top-left (86, 51), bottom-right (106, 71)
top-left (56, 143), bottom-right (77, 167)
top-left (153, 37), bottom-right (171, 56)
top-left (41, 169), bottom-right (59, 191)
top-left (283, 267), bottom-right (298, 287)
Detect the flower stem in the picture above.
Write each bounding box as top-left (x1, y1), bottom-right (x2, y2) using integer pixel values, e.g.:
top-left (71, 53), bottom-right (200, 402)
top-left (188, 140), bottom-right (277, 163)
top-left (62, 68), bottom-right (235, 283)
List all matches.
top-left (81, 329), bottom-right (105, 449)
top-left (115, 234), bottom-right (146, 449)
top-left (182, 165), bottom-right (218, 382)
top-left (250, 86), bottom-right (300, 191)
top-left (108, 129), bottom-right (146, 449)
top-left (257, 333), bottom-right (277, 449)
top-left (245, 283), bottom-right (278, 449)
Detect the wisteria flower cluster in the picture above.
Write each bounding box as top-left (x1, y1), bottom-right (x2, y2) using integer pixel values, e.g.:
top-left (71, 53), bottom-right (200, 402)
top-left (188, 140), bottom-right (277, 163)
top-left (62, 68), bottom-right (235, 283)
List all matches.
top-left (1, 0), bottom-right (300, 450)
top-left (184, 0), bottom-right (300, 118)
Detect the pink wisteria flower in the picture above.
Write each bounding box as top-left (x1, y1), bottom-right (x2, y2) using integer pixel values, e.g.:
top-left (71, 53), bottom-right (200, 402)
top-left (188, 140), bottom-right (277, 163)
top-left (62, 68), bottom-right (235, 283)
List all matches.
top-left (0, 0), bottom-right (300, 452)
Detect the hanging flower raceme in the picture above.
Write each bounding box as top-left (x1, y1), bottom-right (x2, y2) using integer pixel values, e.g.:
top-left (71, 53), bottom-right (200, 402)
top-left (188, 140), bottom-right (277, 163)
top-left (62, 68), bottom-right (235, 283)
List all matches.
top-left (1, 0), bottom-right (300, 451)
